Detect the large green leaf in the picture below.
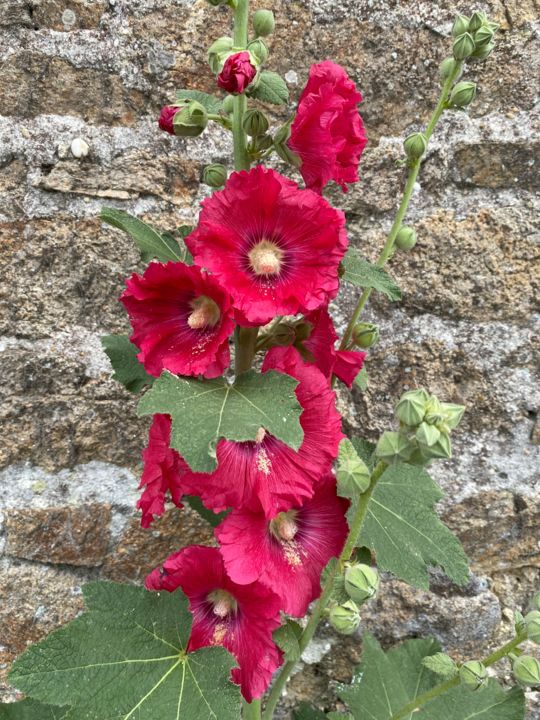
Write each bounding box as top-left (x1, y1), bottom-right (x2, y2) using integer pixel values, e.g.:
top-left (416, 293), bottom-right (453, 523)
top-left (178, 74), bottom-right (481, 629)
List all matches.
top-left (293, 704), bottom-right (326, 720)
top-left (341, 249), bottom-right (402, 301)
top-left (0, 701), bottom-right (69, 719)
top-left (273, 620), bottom-right (303, 663)
top-left (250, 71), bottom-right (289, 104)
top-left (138, 369), bottom-right (303, 472)
top-left (358, 463), bottom-right (469, 588)
top-left (9, 582), bottom-right (241, 720)
top-left (176, 89), bottom-right (223, 115)
top-left (101, 207), bottom-right (184, 262)
top-left (338, 635), bottom-right (525, 720)
top-left (101, 334), bottom-right (154, 393)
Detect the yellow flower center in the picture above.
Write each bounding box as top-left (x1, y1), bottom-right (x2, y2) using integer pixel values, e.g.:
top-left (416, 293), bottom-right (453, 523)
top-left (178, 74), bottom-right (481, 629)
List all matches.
top-left (248, 240), bottom-right (283, 276)
top-left (270, 510), bottom-right (299, 542)
top-left (208, 589), bottom-right (237, 618)
top-left (187, 295), bottom-right (221, 330)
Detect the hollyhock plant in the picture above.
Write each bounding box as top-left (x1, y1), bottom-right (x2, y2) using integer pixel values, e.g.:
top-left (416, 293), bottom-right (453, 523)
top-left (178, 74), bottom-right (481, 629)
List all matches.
top-left (289, 60), bottom-right (368, 193)
top-left (146, 545), bottom-right (282, 701)
top-left (216, 475), bottom-right (349, 617)
top-left (137, 414), bottom-right (191, 528)
top-left (183, 346), bottom-right (343, 517)
top-left (185, 165), bottom-right (348, 325)
top-left (158, 105), bottom-right (179, 134)
top-left (120, 261), bottom-right (235, 378)
top-left (218, 51), bottom-right (257, 94)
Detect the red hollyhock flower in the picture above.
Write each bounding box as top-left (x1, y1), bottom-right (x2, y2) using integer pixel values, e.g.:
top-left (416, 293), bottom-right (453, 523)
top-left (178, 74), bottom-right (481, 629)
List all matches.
top-left (158, 105), bottom-right (179, 135)
top-left (138, 414), bottom-right (190, 528)
top-left (303, 307), bottom-right (366, 387)
top-left (185, 165), bottom-right (348, 325)
top-left (146, 545), bottom-right (282, 702)
top-left (120, 262), bottom-right (235, 379)
top-left (289, 60), bottom-right (368, 193)
top-left (216, 475), bottom-right (349, 617)
top-left (183, 347), bottom-right (343, 517)
top-left (217, 51), bottom-right (257, 94)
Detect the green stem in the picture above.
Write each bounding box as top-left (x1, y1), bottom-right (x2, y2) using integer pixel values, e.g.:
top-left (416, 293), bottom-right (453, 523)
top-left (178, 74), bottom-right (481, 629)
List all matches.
top-left (243, 698), bottom-right (261, 720)
top-left (338, 61), bottom-right (463, 352)
top-left (232, 0), bottom-right (250, 172)
top-left (262, 462), bottom-right (387, 720)
top-left (235, 326), bottom-right (259, 375)
top-left (389, 632), bottom-right (527, 720)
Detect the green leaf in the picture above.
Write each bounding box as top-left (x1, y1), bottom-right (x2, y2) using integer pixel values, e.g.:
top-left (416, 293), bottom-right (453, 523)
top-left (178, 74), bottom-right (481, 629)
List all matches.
top-left (351, 437), bottom-right (376, 470)
top-left (138, 369), bottom-right (303, 473)
top-left (358, 463), bottom-right (470, 588)
top-left (162, 228), bottom-right (193, 265)
top-left (273, 620), bottom-right (303, 663)
top-left (101, 334), bottom-right (155, 393)
top-left (250, 71), bottom-right (289, 104)
top-left (293, 703), bottom-right (326, 720)
top-left (9, 582), bottom-right (241, 720)
top-left (0, 700), bottom-right (69, 720)
top-left (342, 249), bottom-right (402, 301)
top-left (101, 207), bottom-right (183, 262)
top-left (184, 495), bottom-right (229, 528)
top-left (327, 714), bottom-right (353, 720)
top-left (421, 652), bottom-right (458, 678)
top-left (176, 89), bottom-right (223, 115)
top-left (338, 635), bottom-right (525, 720)
top-left (353, 367), bottom-right (369, 391)
top-left (337, 439), bottom-right (371, 497)
top-left (321, 557), bottom-right (349, 605)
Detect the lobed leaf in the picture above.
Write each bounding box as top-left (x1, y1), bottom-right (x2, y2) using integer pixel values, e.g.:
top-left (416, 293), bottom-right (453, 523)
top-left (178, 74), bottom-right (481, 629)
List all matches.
top-left (422, 652), bottom-right (458, 678)
top-left (0, 700), bottom-right (69, 719)
top-left (341, 249), bottom-right (402, 301)
top-left (250, 71), bottom-right (289, 105)
top-left (101, 207), bottom-right (183, 263)
top-left (293, 703), bottom-right (326, 719)
top-left (101, 334), bottom-right (154, 393)
top-left (176, 89), bottom-right (223, 114)
top-left (273, 620), bottom-right (303, 663)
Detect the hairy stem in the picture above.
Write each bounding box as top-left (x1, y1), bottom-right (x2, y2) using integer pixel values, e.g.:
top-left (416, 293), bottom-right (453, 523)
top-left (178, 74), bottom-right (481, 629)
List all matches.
top-left (232, 0), bottom-right (250, 172)
top-left (235, 326), bottom-right (259, 375)
top-left (339, 61), bottom-right (463, 352)
top-left (243, 698), bottom-right (262, 720)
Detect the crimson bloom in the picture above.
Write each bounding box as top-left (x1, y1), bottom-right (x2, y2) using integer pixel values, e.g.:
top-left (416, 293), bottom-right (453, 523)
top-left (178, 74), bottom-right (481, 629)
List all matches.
top-left (186, 165), bottom-right (348, 325)
top-left (120, 262), bottom-right (235, 379)
top-left (289, 60), bottom-right (367, 193)
top-left (146, 546), bottom-right (282, 702)
top-left (138, 414), bottom-right (190, 528)
top-left (158, 105), bottom-right (179, 135)
top-left (216, 475), bottom-right (349, 617)
top-left (217, 51), bottom-right (257, 94)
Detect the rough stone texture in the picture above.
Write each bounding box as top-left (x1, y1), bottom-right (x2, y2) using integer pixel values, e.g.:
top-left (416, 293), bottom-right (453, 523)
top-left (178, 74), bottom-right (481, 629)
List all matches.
top-left (0, 0), bottom-right (539, 716)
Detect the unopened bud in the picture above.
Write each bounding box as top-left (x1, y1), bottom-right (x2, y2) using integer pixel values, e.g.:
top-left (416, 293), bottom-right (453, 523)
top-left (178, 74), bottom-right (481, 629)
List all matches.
top-left (474, 26), bottom-right (495, 47)
top-left (247, 38), bottom-right (269, 64)
top-left (253, 9), bottom-right (275, 37)
top-left (469, 11), bottom-right (487, 33)
top-left (337, 439), bottom-right (371, 496)
top-left (459, 661), bottom-right (488, 690)
top-left (203, 163), bottom-right (227, 188)
top-left (525, 611), bottom-right (540, 645)
top-left (453, 33), bottom-right (475, 60)
top-left (222, 95), bottom-right (235, 115)
top-left (439, 402), bottom-right (465, 431)
top-left (424, 396), bottom-right (444, 425)
top-left (395, 226), bottom-right (417, 251)
top-left (396, 389), bottom-right (428, 426)
top-left (513, 656), bottom-right (540, 688)
top-left (243, 108), bottom-right (270, 137)
top-left (404, 132), bottom-right (428, 161)
top-left (344, 564), bottom-right (379, 604)
top-left (375, 431), bottom-right (413, 464)
top-left (450, 81), bottom-right (477, 108)
top-left (439, 57), bottom-right (462, 81)
top-left (173, 100), bottom-right (208, 137)
top-left (471, 41), bottom-right (495, 61)
top-left (452, 14), bottom-right (470, 37)
top-left (208, 36), bottom-right (234, 74)
top-left (416, 422), bottom-right (441, 448)
top-left (352, 322), bottom-right (379, 349)
top-left (274, 122), bottom-right (301, 168)
top-left (329, 600), bottom-right (361, 635)
top-left (419, 433), bottom-right (452, 461)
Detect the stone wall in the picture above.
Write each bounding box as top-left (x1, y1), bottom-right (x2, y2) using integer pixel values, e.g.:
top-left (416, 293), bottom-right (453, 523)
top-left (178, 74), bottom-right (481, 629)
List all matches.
top-left (0, 0), bottom-right (539, 716)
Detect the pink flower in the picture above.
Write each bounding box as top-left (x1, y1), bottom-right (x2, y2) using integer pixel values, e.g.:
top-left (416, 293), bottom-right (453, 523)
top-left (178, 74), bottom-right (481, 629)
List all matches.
top-left (303, 308), bottom-right (366, 387)
top-left (120, 262), bottom-right (235, 379)
top-left (146, 546), bottom-right (282, 702)
top-left (183, 346), bottom-right (343, 517)
top-left (158, 105), bottom-right (179, 135)
top-left (217, 51), bottom-right (257, 94)
top-left (185, 166), bottom-right (348, 325)
top-left (216, 475), bottom-right (349, 617)
top-left (138, 414), bottom-right (190, 528)
top-left (289, 60), bottom-right (368, 193)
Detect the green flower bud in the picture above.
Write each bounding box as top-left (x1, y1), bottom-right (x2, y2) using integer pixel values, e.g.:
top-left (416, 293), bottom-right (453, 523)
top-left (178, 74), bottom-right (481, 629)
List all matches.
top-left (274, 122), bottom-right (301, 168)
top-left (474, 26), bottom-right (495, 47)
top-left (247, 38), bottom-right (269, 64)
top-left (203, 163), bottom-right (227, 188)
top-left (439, 57), bottom-right (462, 81)
top-left (344, 564), bottom-right (379, 604)
top-left (396, 389), bottom-right (429, 426)
top-left (329, 600), bottom-right (361, 635)
top-left (513, 655), bottom-right (540, 688)
top-left (173, 100), bottom-right (208, 137)
top-left (453, 33), bottom-right (475, 61)
top-left (452, 14), bottom-right (470, 37)
top-left (420, 432), bottom-right (452, 461)
top-left (416, 422), bottom-right (441, 448)
top-left (222, 95), bottom-right (235, 115)
top-left (459, 661), bottom-right (488, 690)
top-left (352, 322), bottom-right (379, 349)
top-left (208, 36), bottom-right (234, 74)
top-left (375, 431), bottom-right (413, 464)
top-left (439, 402), bottom-right (465, 431)
top-left (471, 41), bottom-right (495, 61)
top-left (242, 108), bottom-right (270, 137)
top-left (253, 9), bottom-right (275, 37)
top-left (395, 226), bottom-right (417, 251)
top-left (403, 132), bottom-right (428, 161)
top-left (424, 396), bottom-right (444, 425)
top-left (449, 81), bottom-right (477, 108)
top-left (525, 611), bottom-right (540, 645)
top-left (469, 11), bottom-right (487, 33)
top-left (337, 439), bottom-right (371, 496)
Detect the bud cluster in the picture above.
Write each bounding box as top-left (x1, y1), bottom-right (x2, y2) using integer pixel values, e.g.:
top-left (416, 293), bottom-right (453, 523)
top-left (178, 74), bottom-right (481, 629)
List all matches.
top-left (375, 389), bottom-right (465, 466)
top-left (452, 11), bottom-right (499, 63)
top-left (329, 563), bottom-right (379, 635)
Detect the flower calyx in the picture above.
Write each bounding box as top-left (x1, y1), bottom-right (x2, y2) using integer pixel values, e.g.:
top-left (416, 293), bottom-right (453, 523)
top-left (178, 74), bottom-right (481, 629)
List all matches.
top-left (173, 100), bottom-right (209, 137)
top-left (329, 600), bottom-right (361, 635)
top-left (203, 163), bottom-right (228, 188)
top-left (253, 9), bottom-right (275, 38)
top-left (344, 563), bottom-right (379, 605)
top-left (352, 322), bottom-right (379, 349)
top-left (459, 660), bottom-right (488, 691)
top-left (513, 655), bottom-right (540, 688)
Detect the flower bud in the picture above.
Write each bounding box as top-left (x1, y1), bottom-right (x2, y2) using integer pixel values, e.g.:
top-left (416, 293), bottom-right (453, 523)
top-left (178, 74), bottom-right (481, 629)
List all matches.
top-left (352, 322), bottom-right (379, 349)
top-left (173, 100), bottom-right (208, 137)
top-left (344, 564), bottom-right (379, 604)
top-left (419, 433), bottom-right (452, 461)
top-left (513, 655), bottom-right (540, 688)
top-left (453, 33), bottom-right (475, 61)
top-left (439, 402), bottom-right (465, 431)
top-left (449, 81), bottom-right (477, 108)
top-left (208, 36), bottom-right (234, 74)
top-left (243, 108), bottom-right (270, 137)
top-left (217, 51), bottom-right (258, 95)
top-left (337, 439), bottom-right (371, 496)
top-left (274, 122), bottom-right (301, 168)
top-left (525, 611), bottom-right (540, 644)
top-left (395, 226), bottom-right (417, 251)
top-left (203, 163), bottom-right (227, 188)
top-left (471, 41), bottom-right (495, 61)
top-left (416, 422), bottom-right (441, 448)
top-left (253, 9), bottom-right (275, 37)
top-left (474, 26), bottom-right (495, 47)
top-left (222, 95), bottom-right (235, 115)
top-left (375, 431), bottom-right (413, 464)
top-left (329, 600), bottom-right (361, 635)
top-left (247, 38), bottom-right (269, 64)
top-left (439, 57), bottom-right (461, 81)
top-left (396, 389), bottom-right (428, 426)
top-left (469, 11), bottom-right (487, 33)
top-left (424, 396), bottom-right (444, 425)
top-left (403, 132), bottom-right (428, 162)
top-left (452, 14), bottom-right (470, 37)
top-left (459, 661), bottom-right (488, 690)
top-left (158, 105), bottom-right (180, 135)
